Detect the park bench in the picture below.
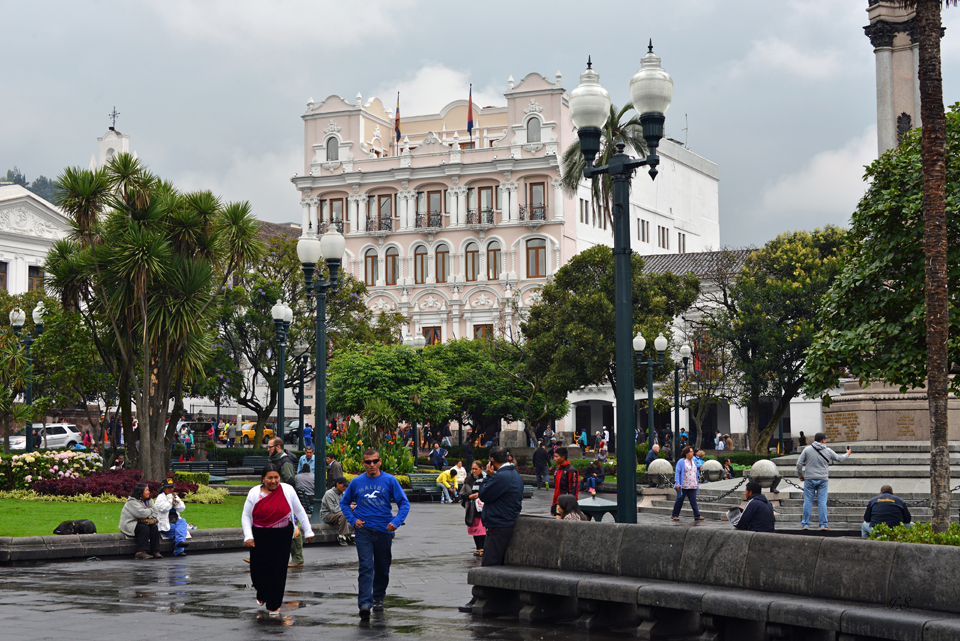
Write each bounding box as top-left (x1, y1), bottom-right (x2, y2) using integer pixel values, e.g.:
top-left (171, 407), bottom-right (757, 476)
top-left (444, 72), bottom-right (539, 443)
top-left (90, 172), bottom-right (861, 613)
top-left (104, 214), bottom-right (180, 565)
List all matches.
top-left (467, 516), bottom-right (960, 640)
top-left (171, 461), bottom-right (228, 476)
top-left (408, 473), bottom-right (444, 502)
top-left (241, 456), bottom-right (271, 474)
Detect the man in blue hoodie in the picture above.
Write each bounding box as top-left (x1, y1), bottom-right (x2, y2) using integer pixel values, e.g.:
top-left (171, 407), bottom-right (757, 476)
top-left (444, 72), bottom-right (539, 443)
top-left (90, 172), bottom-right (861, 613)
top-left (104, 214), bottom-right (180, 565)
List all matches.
top-left (735, 481), bottom-right (776, 533)
top-left (341, 448), bottom-right (411, 621)
top-left (458, 446), bottom-right (524, 613)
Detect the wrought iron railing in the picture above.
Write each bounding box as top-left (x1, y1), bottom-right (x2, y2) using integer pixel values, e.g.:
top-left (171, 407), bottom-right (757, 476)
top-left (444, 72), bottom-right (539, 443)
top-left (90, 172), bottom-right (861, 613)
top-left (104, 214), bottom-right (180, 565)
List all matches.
top-left (415, 210), bottom-right (443, 229)
top-left (366, 218), bottom-right (393, 232)
top-left (466, 209), bottom-right (495, 225)
top-left (318, 220), bottom-right (344, 234)
top-left (519, 205), bottom-right (546, 221)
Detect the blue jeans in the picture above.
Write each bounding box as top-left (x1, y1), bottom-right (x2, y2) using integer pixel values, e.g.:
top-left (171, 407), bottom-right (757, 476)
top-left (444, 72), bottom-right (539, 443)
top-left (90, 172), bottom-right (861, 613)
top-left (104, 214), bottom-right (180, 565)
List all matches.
top-left (355, 526), bottom-right (393, 609)
top-left (161, 519), bottom-right (188, 555)
top-left (802, 478), bottom-right (829, 527)
top-left (436, 482), bottom-right (453, 502)
top-left (672, 488), bottom-right (700, 518)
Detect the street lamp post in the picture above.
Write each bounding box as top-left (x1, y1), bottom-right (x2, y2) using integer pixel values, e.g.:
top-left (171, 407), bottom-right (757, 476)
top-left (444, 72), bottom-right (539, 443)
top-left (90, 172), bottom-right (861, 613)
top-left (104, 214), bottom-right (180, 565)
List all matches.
top-left (10, 303), bottom-right (45, 453)
top-left (293, 342), bottom-right (309, 452)
top-left (635, 332), bottom-right (668, 454)
top-left (271, 300), bottom-right (293, 443)
top-left (673, 343), bottom-right (692, 463)
top-left (403, 331), bottom-right (427, 459)
top-left (569, 44), bottom-right (672, 524)
top-left (298, 227), bottom-right (346, 524)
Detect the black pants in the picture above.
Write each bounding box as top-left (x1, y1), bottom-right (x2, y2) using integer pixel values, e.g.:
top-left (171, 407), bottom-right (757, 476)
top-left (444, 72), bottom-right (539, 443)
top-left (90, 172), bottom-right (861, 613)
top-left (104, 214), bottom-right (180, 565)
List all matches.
top-left (481, 526), bottom-right (514, 566)
top-left (535, 465), bottom-right (548, 488)
top-left (473, 535), bottom-right (486, 550)
top-left (134, 521), bottom-right (160, 553)
top-left (251, 524), bottom-right (294, 612)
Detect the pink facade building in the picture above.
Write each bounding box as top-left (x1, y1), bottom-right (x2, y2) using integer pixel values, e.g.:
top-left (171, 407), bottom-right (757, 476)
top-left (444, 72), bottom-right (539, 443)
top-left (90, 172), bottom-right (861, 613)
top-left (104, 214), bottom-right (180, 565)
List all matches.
top-left (292, 70), bottom-right (719, 445)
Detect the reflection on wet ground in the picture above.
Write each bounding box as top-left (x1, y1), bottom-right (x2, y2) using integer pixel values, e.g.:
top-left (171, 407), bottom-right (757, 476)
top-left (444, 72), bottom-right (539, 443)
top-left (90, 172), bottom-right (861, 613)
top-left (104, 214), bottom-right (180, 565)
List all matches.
top-left (0, 491), bottom-right (629, 641)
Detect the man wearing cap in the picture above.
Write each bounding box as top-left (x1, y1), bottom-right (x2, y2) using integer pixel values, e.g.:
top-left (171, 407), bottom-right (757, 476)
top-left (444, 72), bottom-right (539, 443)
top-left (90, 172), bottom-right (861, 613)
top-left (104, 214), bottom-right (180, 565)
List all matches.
top-left (156, 478), bottom-right (189, 556)
top-left (796, 432), bottom-right (851, 530)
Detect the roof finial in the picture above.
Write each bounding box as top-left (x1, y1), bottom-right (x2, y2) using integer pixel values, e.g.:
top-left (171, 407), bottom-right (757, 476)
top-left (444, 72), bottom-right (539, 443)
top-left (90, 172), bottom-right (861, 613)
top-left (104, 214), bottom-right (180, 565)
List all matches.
top-left (587, 55), bottom-right (592, 69)
top-left (648, 39), bottom-right (653, 53)
top-left (108, 106), bottom-right (120, 130)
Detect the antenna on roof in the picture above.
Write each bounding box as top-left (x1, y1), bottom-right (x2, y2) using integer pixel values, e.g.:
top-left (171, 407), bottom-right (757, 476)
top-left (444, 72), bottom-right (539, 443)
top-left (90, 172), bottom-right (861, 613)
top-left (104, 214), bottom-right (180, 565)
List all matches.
top-left (108, 106), bottom-right (120, 130)
top-left (682, 113), bottom-right (688, 149)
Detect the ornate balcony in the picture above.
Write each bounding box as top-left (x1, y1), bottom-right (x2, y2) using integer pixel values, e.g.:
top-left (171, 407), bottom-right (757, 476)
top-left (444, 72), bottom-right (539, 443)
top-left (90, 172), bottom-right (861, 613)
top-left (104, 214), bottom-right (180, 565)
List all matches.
top-left (518, 205), bottom-right (546, 221)
top-left (415, 210), bottom-right (443, 229)
top-left (319, 219), bottom-right (344, 234)
top-left (466, 209), bottom-right (495, 225)
top-left (366, 218), bottom-right (393, 232)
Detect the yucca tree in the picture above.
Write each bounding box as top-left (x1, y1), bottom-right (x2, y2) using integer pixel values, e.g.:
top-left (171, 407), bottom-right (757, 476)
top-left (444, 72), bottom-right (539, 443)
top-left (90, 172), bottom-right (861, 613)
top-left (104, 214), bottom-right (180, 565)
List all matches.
top-left (560, 102), bottom-right (648, 228)
top-left (48, 153), bottom-right (263, 480)
top-left (898, 0), bottom-right (955, 533)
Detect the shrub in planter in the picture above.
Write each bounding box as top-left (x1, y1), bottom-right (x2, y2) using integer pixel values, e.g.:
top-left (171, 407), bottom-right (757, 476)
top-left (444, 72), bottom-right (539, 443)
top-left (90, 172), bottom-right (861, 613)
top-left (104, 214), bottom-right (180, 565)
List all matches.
top-left (174, 471), bottom-right (210, 486)
top-left (5, 451), bottom-right (102, 490)
top-left (869, 522), bottom-right (960, 546)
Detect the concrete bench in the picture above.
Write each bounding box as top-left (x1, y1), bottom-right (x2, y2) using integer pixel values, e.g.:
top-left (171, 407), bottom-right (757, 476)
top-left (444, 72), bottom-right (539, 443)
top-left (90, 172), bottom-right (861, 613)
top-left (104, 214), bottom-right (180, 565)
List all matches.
top-left (467, 516), bottom-right (960, 640)
top-left (171, 461), bottom-right (228, 475)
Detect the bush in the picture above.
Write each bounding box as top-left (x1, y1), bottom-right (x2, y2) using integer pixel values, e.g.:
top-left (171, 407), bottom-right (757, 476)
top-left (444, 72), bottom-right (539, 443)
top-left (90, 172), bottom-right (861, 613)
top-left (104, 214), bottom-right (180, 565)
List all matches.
top-left (869, 522), bottom-right (960, 546)
top-left (184, 485), bottom-right (228, 504)
top-left (723, 453), bottom-right (778, 466)
top-left (445, 445), bottom-right (491, 461)
top-left (2, 451), bottom-right (102, 490)
top-left (174, 471), bottom-right (210, 486)
top-left (33, 469), bottom-right (198, 499)
top-left (0, 489), bottom-right (125, 503)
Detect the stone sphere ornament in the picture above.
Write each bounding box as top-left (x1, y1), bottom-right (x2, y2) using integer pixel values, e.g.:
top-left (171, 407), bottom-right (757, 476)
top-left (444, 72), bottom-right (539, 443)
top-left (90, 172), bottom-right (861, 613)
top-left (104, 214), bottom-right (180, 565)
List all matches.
top-left (700, 459), bottom-right (725, 482)
top-left (646, 458), bottom-right (674, 488)
top-left (749, 459), bottom-right (782, 492)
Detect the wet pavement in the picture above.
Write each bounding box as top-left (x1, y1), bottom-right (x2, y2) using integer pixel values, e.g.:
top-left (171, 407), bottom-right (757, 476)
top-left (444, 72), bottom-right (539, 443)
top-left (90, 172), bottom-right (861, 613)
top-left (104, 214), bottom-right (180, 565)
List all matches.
top-left (0, 489), bottom-right (633, 641)
top-left (0, 487), bottom-right (854, 641)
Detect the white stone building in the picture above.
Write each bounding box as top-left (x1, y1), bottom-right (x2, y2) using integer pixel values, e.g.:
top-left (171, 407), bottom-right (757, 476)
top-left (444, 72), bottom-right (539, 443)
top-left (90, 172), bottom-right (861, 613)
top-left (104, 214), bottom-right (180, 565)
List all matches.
top-left (0, 185), bottom-right (68, 295)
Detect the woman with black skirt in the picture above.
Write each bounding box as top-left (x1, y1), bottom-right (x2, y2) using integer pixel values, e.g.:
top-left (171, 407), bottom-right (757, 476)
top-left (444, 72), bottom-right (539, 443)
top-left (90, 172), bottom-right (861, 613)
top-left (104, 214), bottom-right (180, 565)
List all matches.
top-left (241, 463), bottom-right (314, 616)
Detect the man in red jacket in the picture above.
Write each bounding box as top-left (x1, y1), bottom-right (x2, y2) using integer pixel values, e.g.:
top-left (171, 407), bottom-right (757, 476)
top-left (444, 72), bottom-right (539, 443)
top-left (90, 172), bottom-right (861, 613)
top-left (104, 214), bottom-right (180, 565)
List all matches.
top-left (551, 447), bottom-right (579, 516)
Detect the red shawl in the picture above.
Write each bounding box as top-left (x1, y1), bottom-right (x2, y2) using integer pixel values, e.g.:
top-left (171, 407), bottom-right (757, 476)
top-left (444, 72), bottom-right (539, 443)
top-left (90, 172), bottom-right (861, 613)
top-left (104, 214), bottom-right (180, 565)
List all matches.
top-left (252, 486), bottom-right (290, 528)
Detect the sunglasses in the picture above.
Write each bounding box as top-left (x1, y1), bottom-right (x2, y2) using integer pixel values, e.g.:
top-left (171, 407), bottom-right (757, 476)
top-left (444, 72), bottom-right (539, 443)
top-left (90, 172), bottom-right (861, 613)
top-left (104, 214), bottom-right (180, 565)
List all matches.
top-left (363, 458), bottom-right (381, 465)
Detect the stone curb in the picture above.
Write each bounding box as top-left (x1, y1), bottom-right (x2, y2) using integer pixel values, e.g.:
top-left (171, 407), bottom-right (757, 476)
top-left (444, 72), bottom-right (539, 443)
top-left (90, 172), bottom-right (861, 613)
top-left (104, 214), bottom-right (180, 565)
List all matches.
top-left (0, 525), bottom-right (340, 564)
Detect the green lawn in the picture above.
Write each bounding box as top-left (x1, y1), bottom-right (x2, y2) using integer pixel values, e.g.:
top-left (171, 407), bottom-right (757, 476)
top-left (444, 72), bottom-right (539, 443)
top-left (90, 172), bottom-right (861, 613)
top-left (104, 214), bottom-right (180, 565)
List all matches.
top-left (225, 480), bottom-right (259, 486)
top-left (0, 496), bottom-right (247, 538)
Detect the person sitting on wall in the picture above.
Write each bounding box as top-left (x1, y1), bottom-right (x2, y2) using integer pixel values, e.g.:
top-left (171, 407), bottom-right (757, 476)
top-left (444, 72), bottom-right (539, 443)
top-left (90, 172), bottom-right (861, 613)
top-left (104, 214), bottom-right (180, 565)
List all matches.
top-left (156, 478), bottom-right (189, 556)
top-left (733, 480), bottom-right (775, 533)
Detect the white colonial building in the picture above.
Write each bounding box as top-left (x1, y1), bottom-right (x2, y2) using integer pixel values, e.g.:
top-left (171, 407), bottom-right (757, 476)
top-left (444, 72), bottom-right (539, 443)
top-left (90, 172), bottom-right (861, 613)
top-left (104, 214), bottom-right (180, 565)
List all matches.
top-left (0, 185), bottom-right (68, 295)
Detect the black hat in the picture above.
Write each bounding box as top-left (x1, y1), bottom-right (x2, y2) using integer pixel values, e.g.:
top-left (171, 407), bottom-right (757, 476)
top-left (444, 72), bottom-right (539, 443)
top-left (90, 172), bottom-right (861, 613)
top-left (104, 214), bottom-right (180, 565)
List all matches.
top-left (162, 478), bottom-right (175, 488)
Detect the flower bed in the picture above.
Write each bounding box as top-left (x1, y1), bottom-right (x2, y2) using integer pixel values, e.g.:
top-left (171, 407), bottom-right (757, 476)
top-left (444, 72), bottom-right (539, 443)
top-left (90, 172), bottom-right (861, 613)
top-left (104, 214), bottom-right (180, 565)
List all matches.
top-left (2, 451), bottom-right (102, 490)
top-left (33, 468), bottom-right (198, 499)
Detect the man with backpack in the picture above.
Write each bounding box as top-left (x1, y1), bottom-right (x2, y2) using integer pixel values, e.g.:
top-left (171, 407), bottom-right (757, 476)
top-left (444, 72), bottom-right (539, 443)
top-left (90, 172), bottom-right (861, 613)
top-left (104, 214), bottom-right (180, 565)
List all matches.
top-left (268, 437), bottom-right (306, 567)
top-left (551, 447), bottom-right (579, 515)
top-left (796, 432), bottom-right (851, 531)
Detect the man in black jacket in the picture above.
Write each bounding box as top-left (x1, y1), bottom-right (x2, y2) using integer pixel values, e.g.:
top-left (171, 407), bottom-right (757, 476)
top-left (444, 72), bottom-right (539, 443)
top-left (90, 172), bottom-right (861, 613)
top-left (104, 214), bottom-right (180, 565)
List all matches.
top-left (532, 442), bottom-right (550, 489)
top-left (862, 485), bottom-right (912, 537)
top-left (644, 444), bottom-right (660, 487)
top-left (459, 446), bottom-right (524, 613)
top-left (735, 481), bottom-right (775, 533)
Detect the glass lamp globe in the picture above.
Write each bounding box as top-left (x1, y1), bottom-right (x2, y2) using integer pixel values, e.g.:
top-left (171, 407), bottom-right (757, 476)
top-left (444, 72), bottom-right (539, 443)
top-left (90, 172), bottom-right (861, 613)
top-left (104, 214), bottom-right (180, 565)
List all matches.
top-left (569, 59), bottom-right (611, 130)
top-left (320, 228), bottom-right (346, 262)
top-left (9, 308), bottom-right (25, 327)
top-left (297, 235), bottom-right (323, 265)
top-left (271, 299), bottom-right (286, 321)
top-left (633, 332), bottom-right (646, 353)
top-left (413, 334), bottom-right (426, 350)
top-left (32, 302), bottom-right (45, 325)
top-left (629, 42), bottom-right (673, 116)
top-left (679, 344), bottom-right (692, 359)
top-left (283, 304), bottom-right (293, 323)
top-left (654, 333), bottom-right (669, 353)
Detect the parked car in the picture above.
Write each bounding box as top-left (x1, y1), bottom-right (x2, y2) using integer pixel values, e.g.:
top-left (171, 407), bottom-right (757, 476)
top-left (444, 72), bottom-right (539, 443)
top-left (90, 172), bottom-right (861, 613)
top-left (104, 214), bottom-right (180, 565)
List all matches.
top-left (238, 422), bottom-right (274, 445)
top-left (282, 420), bottom-right (301, 444)
top-left (10, 423), bottom-right (82, 450)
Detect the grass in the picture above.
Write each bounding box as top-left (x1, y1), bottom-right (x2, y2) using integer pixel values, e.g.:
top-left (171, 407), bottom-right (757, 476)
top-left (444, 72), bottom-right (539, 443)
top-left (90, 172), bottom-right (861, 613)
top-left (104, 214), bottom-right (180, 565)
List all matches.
top-left (225, 480), bottom-right (259, 486)
top-left (0, 496), bottom-right (247, 538)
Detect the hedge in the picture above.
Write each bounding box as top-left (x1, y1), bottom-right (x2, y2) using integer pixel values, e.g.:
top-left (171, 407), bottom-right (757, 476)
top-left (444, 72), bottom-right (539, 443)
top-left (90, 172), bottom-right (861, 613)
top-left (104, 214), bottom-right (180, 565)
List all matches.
top-left (174, 471), bottom-right (210, 486)
top-left (33, 469), bottom-right (198, 499)
top-left (869, 522), bottom-right (960, 546)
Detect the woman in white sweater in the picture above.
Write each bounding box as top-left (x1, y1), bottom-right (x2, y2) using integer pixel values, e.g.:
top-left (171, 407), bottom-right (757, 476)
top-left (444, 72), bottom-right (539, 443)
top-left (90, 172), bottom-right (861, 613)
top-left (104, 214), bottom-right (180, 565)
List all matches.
top-left (241, 462), bottom-right (314, 616)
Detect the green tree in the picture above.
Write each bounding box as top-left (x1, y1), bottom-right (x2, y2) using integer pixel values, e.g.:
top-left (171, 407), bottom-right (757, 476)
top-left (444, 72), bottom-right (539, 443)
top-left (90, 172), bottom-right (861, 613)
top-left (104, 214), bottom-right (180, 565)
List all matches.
top-left (560, 102), bottom-right (648, 226)
top-left (901, 0), bottom-right (956, 533)
top-left (3, 167), bottom-right (27, 187)
top-left (522, 245), bottom-right (700, 397)
top-left (698, 227), bottom-right (846, 453)
top-left (327, 343), bottom-right (451, 426)
top-left (46, 154), bottom-right (263, 481)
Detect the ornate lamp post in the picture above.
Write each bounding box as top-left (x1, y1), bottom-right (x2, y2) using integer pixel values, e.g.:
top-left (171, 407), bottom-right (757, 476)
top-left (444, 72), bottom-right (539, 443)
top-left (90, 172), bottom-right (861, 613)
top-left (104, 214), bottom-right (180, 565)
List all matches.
top-left (297, 227), bottom-right (346, 523)
top-left (569, 44), bottom-right (672, 524)
top-left (292, 341), bottom-right (309, 452)
top-left (402, 331), bottom-right (427, 457)
top-left (673, 343), bottom-right (691, 462)
top-left (635, 332), bottom-right (668, 453)
top-left (271, 300), bottom-right (293, 443)
top-left (10, 303), bottom-right (45, 453)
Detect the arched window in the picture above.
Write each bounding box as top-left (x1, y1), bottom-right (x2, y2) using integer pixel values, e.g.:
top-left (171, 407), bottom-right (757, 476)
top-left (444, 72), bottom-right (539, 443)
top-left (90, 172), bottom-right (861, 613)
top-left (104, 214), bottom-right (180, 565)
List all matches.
top-left (487, 241), bottom-right (502, 280)
top-left (326, 138), bottom-right (339, 161)
top-left (365, 249), bottom-right (378, 286)
top-left (385, 247), bottom-right (399, 286)
top-left (526, 238), bottom-right (546, 278)
top-left (435, 245), bottom-right (449, 284)
top-left (526, 118), bottom-right (541, 144)
top-left (414, 246), bottom-right (427, 285)
top-left (465, 242), bottom-right (479, 282)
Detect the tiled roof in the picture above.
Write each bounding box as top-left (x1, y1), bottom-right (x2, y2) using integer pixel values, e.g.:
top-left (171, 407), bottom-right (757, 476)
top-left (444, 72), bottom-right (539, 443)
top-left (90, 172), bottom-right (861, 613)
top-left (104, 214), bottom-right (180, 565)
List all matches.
top-left (638, 249), bottom-right (753, 278)
top-left (257, 221), bottom-right (301, 241)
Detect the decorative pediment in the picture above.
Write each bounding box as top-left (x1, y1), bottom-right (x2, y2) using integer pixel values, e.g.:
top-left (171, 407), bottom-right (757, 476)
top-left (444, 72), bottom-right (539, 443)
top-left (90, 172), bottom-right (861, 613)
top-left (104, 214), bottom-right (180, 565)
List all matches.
top-left (411, 132), bottom-right (446, 155)
top-left (523, 99), bottom-right (542, 114)
top-left (0, 206), bottom-right (61, 239)
top-left (323, 120), bottom-right (341, 134)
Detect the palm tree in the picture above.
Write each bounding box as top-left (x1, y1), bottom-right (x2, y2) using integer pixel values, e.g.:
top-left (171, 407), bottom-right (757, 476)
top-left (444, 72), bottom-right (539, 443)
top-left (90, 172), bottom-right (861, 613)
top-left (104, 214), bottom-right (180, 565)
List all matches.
top-left (899, 0), bottom-right (955, 533)
top-left (49, 154), bottom-right (264, 481)
top-left (560, 103), bottom-right (648, 228)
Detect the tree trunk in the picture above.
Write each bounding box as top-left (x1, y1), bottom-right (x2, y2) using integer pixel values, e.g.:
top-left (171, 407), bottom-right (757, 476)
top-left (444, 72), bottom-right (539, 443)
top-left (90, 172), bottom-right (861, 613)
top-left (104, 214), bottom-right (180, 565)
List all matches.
top-left (916, 0), bottom-right (950, 533)
top-left (747, 391), bottom-right (761, 454)
top-left (119, 371), bottom-right (136, 469)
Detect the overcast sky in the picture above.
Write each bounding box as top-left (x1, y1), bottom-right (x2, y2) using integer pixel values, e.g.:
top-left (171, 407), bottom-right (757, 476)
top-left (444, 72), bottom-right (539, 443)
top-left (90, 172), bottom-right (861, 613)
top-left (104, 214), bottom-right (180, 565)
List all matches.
top-left (2, 1), bottom-right (958, 247)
